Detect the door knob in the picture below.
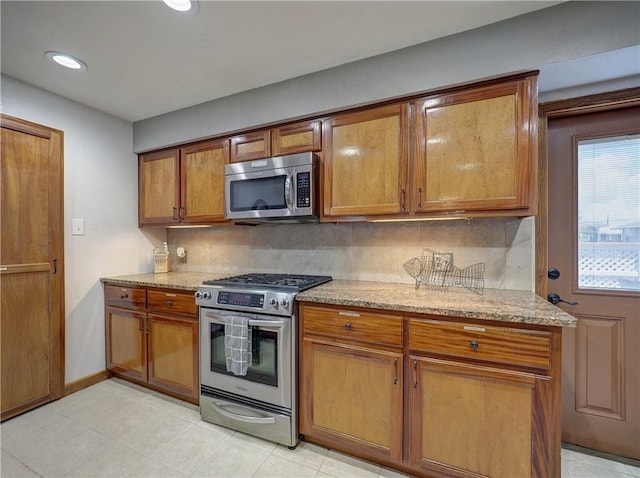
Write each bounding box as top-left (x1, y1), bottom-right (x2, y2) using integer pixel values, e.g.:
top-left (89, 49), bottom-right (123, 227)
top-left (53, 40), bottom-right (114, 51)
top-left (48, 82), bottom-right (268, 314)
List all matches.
top-left (547, 268), bottom-right (560, 280)
top-left (547, 293), bottom-right (578, 306)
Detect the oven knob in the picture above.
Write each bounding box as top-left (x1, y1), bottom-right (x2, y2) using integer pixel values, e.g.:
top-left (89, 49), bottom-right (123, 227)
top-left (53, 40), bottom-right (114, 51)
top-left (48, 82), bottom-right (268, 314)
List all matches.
top-left (194, 291), bottom-right (202, 299)
top-left (202, 291), bottom-right (212, 300)
top-left (280, 298), bottom-right (289, 308)
top-left (269, 298), bottom-right (278, 308)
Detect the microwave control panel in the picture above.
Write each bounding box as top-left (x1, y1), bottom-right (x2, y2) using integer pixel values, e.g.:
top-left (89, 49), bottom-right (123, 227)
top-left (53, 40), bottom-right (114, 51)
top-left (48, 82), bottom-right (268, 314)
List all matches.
top-left (296, 172), bottom-right (311, 208)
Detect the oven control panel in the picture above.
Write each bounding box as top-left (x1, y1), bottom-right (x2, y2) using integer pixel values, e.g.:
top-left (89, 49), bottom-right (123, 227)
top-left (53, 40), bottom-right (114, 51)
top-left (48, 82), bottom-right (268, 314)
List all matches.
top-left (216, 291), bottom-right (264, 308)
top-left (195, 286), bottom-right (295, 316)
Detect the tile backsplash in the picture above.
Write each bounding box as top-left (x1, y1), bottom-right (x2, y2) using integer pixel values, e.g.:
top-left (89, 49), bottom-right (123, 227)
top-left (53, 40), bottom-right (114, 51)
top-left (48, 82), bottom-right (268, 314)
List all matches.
top-left (167, 217), bottom-right (535, 291)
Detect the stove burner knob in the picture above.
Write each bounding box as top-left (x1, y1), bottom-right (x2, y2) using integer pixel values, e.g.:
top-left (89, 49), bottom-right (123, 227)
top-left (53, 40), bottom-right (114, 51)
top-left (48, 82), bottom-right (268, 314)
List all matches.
top-left (194, 291), bottom-right (202, 299)
top-left (280, 298), bottom-right (289, 308)
top-left (202, 291), bottom-right (212, 300)
top-left (269, 298), bottom-right (279, 308)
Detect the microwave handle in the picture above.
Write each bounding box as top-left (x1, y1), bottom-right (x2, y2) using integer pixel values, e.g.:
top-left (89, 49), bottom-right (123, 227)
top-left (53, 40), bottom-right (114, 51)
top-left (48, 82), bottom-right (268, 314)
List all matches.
top-left (284, 174), bottom-right (293, 212)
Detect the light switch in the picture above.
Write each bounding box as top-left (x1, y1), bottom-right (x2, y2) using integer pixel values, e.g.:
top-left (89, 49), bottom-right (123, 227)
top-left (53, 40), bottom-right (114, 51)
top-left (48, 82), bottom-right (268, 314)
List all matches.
top-left (72, 218), bottom-right (84, 236)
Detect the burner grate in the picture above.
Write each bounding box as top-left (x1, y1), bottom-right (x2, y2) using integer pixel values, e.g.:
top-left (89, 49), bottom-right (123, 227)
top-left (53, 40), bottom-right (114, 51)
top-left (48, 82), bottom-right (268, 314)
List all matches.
top-left (203, 273), bottom-right (332, 291)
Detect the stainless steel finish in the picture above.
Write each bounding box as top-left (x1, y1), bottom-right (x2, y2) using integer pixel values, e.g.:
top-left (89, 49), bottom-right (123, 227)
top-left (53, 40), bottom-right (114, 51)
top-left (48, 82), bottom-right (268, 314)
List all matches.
top-left (224, 152), bottom-right (318, 222)
top-left (196, 285), bottom-right (296, 316)
top-left (200, 394), bottom-right (297, 447)
top-left (200, 309), bottom-right (292, 408)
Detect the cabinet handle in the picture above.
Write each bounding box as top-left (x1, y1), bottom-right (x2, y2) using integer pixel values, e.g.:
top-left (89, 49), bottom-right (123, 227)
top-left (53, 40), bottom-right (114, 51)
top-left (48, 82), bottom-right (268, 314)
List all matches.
top-left (401, 189), bottom-right (406, 211)
top-left (166, 300), bottom-right (174, 306)
top-left (417, 187), bottom-right (423, 210)
top-left (393, 358), bottom-right (399, 385)
top-left (145, 317), bottom-right (150, 333)
top-left (179, 206), bottom-right (185, 220)
top-left (172, 207), bottom-right (178, 220)
top-left (52, 258), bottom-right (58, 275)
top-left (344, 322), bottom-right (352, 331)
top-left (470, 341), bottom-right (479, 351)
top-left (413, 360), bottom-right (418, 388)
top-left (138, 316), bottom-right (144, 332)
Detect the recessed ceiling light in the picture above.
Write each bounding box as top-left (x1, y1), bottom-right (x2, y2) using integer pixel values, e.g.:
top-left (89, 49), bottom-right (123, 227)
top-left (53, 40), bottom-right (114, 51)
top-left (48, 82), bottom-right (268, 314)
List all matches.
top-left (163, 0), bottom-right (194, 12)
top-left (45, 51), bottom-right (87, 71)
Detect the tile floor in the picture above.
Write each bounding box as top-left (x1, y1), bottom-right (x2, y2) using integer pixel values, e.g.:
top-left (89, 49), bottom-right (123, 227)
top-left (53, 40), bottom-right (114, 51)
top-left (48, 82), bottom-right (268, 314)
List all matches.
top-left (1, 378), bottom-right (639, 478)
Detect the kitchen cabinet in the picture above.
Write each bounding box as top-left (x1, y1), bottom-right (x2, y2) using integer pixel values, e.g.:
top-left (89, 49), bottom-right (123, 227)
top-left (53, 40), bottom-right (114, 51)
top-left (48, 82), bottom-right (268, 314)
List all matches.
top-left (322, 103), bottom-right (410, 219)
top-left (412, 74), bottom-right (537, 215)
top-left (138, 138), bottom-right (229, 226)
top-left (299, 305), bottom-right (562, 478)
top-left (105, 284), bottom-right (199, 403)
top-left (408, 318), bottom-right (558, 477)
top-left (230, 120), bottom-right (322, 162)
top-left (299, 305), bottom-right (404, 463)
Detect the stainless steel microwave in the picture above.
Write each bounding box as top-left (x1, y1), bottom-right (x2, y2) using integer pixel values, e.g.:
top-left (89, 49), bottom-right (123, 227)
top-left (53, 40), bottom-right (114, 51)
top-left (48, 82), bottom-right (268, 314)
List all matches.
top-left (224, 152), bottom-right (320, 223)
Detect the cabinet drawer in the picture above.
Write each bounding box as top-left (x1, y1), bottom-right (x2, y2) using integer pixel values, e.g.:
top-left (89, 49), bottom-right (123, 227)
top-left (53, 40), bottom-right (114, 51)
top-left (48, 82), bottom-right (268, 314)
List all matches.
top-left (409, 319), bottom-right (551, 370)
top-left (302, 306), bottom-right (402, 347)
top-left (105, 285), bottom-right (146, 309)
top-left (147, 290), bottom-right (197, 317)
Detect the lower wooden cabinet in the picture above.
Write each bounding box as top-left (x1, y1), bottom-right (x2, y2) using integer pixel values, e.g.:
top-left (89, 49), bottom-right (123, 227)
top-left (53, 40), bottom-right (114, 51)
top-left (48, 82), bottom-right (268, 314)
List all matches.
top-left (104, 284), bottom-right (199, 403)
top-left (300, 339), bottom-right (403, 463)
top-left (299, 304), bottom-right (562, 478)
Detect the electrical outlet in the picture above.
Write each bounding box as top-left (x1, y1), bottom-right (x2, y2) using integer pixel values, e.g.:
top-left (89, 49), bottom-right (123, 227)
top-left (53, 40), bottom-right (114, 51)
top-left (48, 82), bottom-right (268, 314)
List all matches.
top-left (71, 218), bottom-right (84, 236)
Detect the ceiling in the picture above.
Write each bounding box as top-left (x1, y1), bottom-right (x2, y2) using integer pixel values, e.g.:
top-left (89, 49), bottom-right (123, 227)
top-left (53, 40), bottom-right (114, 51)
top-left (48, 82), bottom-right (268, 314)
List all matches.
top-left (1, 1), bottom-right (564, 122)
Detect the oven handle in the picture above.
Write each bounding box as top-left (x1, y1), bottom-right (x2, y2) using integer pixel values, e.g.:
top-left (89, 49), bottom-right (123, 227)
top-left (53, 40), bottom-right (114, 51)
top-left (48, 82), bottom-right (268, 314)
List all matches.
top-left (204, 312), bottom-right (286, 330)
top-left (210, 401), bottom-right (276, 424)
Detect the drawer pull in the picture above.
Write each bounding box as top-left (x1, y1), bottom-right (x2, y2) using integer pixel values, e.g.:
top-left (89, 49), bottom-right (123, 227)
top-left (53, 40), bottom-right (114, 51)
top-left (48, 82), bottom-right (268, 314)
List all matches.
top-left (470, 341), bottom-right (479, 351)
top-left (339, 311), bottom-right (360, 317)
top-left (166, 300), bottom-right (174, 306)
top-left (413, 360), bottom-right (418, 388)
top-left (344, 322), bottom-right (352, 330)
top-left (120, 294), bottom-right (128, 299)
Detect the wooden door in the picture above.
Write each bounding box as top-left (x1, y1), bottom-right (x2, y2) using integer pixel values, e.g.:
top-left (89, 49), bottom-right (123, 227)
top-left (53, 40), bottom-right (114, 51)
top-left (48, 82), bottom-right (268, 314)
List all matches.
top-left (272, 120), bottom-right (322, 156)
top-left (181, 139), bottom-right (229, 224)
top-left (147, 314), bottom-right (199, 402)
top-left (409, 357), bottom-right (536, 477)
top-left (138, 149), bottom-right (180, 225)
top-left (323, 103), bottom-right (409, 218)
top-left (105, 306), bottom-right (147, 382)
top-left (299, 339), bottom-right (403, 463)
top-left (548, 105), bottom-right (640, 459)
top-left (1, 115), bottom-right (64, 421)
top-left (413, 75), bottom-right (537, 214)
top-left (229, 130), bottom-right (271, 163)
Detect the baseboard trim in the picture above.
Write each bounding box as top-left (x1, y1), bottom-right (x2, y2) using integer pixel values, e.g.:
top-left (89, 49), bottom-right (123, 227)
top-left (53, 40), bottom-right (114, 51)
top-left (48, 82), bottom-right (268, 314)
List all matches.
top-left (64, 370), bottom-right (111, 396)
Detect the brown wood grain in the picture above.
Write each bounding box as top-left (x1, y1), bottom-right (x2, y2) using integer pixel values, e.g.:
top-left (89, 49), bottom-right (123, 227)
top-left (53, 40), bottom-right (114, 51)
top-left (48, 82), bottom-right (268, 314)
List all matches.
top-left (138, 149), bottom-right (180, 225)
top-left (230, 130), bottom-right (271, 162)
top-left (104, 285), bottom-right (147, 309)
top-left (147, 289), bottom-right (198, 316)
top-left (272, 120), bottom-right (322, 155)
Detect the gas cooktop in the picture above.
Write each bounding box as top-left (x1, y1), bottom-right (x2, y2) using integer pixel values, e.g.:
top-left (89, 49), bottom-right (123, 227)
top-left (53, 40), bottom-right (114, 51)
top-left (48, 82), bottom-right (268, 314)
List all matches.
top-left (203, 273), bottom-right (332, 292)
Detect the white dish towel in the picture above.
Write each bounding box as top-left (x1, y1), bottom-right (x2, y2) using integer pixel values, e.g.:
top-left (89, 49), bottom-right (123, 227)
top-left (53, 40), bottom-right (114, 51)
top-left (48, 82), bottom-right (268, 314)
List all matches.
top-left (224, 316), bottom-right (252, 376)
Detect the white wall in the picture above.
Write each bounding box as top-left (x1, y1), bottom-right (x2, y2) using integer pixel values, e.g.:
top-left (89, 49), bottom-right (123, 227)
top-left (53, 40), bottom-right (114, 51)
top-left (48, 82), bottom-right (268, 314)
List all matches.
top-left (1, 75), bottom-right (165, 384)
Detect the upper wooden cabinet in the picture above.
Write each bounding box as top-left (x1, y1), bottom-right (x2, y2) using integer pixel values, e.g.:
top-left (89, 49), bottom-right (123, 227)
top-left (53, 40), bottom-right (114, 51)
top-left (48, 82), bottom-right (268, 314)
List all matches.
top-left (139, 138), bottom-right (229, 226)
top-left (230, 120), bottom-right (322, 163)
top-left (322, 103), bottom-right (410, 219)
top-left (413, 74), bottom-right (538, 215)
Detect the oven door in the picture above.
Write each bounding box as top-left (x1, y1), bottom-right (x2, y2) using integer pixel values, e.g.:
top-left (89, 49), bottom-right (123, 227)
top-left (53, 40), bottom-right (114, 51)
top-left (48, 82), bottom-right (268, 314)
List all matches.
top-left (200, 308), bottom-right (292, 408)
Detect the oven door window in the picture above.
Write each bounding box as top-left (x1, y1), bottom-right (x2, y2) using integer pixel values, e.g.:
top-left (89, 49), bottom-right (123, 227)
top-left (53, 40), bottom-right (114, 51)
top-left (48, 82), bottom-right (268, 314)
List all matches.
top-left (229, 175), bottom-right (287, 212)
top-left (209, 323), bottom-right (278, 387)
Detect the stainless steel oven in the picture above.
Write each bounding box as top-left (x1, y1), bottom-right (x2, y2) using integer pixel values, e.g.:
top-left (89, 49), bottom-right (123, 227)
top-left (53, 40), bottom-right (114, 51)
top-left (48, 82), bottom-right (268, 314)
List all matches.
top-left (195, 273), bottom-right (331, 447)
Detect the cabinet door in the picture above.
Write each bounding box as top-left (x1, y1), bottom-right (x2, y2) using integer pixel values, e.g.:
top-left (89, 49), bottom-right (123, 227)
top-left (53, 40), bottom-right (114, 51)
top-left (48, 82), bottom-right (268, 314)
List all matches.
top-left (272, 120), bottom-right (322, 156)
top-left (300, 338), bottom-right (403, 463)
top-left (139, 149), bottom-right (180, 225)
top-left (323, 104), bottom-right (409, 218)
top-left (230, 130), bottom-right (271, 162)
top-left (181, 139), bottom-right (229, 223)
top-left (413, 76), bottom-right (537, 214)
top-left (409, 356), bottom-right (537, 477)
top-left (147, 314), bottom-right (199, 401)
top-left (106, 306), bottom-right (147, 382)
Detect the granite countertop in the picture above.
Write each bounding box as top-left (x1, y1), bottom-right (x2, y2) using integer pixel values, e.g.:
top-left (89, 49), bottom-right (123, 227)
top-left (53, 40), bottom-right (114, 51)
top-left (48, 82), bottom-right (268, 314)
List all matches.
top-left (101, 273), bottom-right (576, 327)
top-left (101, 272), bottom-right (221, 291)
top-left (296, 280), bottom-right (577, 327)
